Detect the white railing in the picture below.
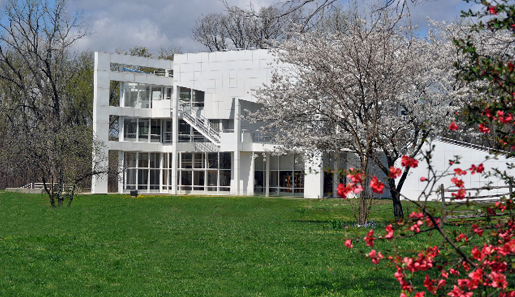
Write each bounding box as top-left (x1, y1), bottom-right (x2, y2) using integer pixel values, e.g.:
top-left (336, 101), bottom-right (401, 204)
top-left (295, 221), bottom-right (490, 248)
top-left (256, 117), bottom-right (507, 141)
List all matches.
top-left (178, 102), bottom-right (221, 145)
top-left (21, 183), bottom-right (73, 190)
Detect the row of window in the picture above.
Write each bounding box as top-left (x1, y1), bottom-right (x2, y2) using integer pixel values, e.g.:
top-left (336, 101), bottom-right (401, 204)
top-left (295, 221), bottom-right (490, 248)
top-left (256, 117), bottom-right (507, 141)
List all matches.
top-left (121, 152), bottom-right (305, 195)
top-left (122, 118), bottom-right (210, 143)
top-left (119, 83), bottom-right (205, 109)
top-left (123, 152), bottom-right (232, 192)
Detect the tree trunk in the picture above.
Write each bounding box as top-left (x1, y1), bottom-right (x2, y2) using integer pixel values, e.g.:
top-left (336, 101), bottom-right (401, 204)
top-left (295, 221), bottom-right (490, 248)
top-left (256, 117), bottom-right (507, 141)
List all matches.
top-left (389, 179), bottom-right (404, 219)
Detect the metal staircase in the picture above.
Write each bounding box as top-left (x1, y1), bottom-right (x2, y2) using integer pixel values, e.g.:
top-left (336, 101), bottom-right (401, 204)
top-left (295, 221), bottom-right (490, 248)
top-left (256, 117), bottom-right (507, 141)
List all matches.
top-left (178, 102), bottom-right (221, 145)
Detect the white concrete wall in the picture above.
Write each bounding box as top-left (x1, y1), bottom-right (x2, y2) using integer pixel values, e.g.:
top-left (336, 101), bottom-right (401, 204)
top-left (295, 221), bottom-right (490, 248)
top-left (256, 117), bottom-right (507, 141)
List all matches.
top-left (401, 140), bottom-right (515, 201)
top-left (173, 50), bottom-right (274, 120)
top-left (304, 155), bottom-right (324, 198)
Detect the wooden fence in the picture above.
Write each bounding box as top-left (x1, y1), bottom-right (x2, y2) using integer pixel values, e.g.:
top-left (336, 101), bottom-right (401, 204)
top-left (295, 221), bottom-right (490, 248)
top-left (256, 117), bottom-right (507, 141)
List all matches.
top-left (440, 183), bottom-right (513, 222)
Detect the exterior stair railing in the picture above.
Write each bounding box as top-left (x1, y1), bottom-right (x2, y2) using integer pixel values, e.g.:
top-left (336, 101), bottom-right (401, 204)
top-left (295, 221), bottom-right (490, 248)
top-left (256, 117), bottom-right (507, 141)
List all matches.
top-left (178, 102), bottom-right (221, 145)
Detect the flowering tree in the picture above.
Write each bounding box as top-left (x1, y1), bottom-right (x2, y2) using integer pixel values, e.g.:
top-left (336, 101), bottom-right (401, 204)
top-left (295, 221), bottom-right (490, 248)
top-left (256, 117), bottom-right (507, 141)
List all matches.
top-left (340, 1), bottom-right (515, 295)
top-left (249, 2), bottom-right (472, 223)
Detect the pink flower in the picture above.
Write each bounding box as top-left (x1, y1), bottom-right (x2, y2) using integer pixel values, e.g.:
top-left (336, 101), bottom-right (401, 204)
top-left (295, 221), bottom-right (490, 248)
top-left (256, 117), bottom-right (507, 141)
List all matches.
top-left (370, 176), bottom-right (385, 194)
top-left (454, 168), bottom-right (467, 176)
top-left (451, 177), bottom-right (465, 188)
top-left (478, 123), bottom-right (490, 133)
top-left (448, 122), bottom-right (459, 131)
top-left (368, 250), bottom-right (383, 265)
top-left (385, 224), bottom-right (394, 240)
top-left (420, 177), bottom-right (427, 182)
top-left (469, 164), bottom-right (484, 174)
top-left (401, 156), bottom-right (418, 168)
top-left (488, 6), bottom-right (498, 15)
top-left (364, 230), bottom-right (375, 247)
top-left (389, 166), bottom-right (402, 179)
top-left (344, 239), bottom-right (353, 248)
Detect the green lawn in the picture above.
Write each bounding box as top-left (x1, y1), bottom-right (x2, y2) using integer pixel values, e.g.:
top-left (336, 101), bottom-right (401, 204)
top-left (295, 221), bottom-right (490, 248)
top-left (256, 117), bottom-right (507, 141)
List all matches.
top-left (0, 192), bottom-right (426, 296)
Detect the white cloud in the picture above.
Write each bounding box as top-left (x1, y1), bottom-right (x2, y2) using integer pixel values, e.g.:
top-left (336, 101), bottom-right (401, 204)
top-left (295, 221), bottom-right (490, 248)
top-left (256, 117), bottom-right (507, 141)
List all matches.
top-left (69, 0), bottom-right (478, 54)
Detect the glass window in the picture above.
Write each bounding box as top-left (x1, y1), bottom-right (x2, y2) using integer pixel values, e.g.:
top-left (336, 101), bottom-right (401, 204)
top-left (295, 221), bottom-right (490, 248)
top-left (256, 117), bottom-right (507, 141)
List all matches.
top-left (192, 90), bottom-right (204, 108)
top-left (126, 83), bottom-right (138, 107)
top-left (208, 153), bottom-right (218, 169)
top-left (150, 120), bottom-right (161, 142)
top-left (149, 153), bottom-right (159, 168)
top-left (279, 171), bottom-right (293, 188)
top-left (163, 120), bottom-right (172, 143)
top-left (124, 118), bottom-right (137, 141)
top-left (138, 153), bottom-right (148, 168)
top-left (152, 86), bottom-right (162, 101)
top-left (193, 171), bottom-right (205, 190)
top-left (165, 87), bottom-right (173, 100)
top-left (180, 171), bottom-right (192, 190)
top-left (219, 153), bottom-right (231, 169)
top-left (138, 169), bottom-right (148, 190)
top-left (207, 170), bottom-right (217, 187)
top-left (138, 119), bottom-right (149, 142)
top-left (150, 169), bottom-right (160, 190)
top-left (139, 85), bottom-right (149, 108)
top-left (219, 170), bottom-right (231, 187)
top-left (125, 152), bottom-right (137, 168)
top-left (180, 87), bottom-right (190, 102)
top-left (270, 171), bottom-right (278, 187)
top-left (194, 153), bottom-right (205, 168)
top-left (126, 169), bottom-right (137, 190)
top-left (181, 153), bottom-right (192, 168)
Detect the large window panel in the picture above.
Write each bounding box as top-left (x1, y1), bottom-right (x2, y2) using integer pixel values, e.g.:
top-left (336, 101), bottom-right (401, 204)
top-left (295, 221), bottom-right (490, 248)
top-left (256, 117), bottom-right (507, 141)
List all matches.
top-left (125, 152), bottom-right (137, 168)
top-left (269, 171), bottom-right (278, 187)
top-left (219, 153), bottom-right (231, 169)
top-left (150, 120), bottom-right (161, 142)
top-left (124, 118), bottom-right (137, 141)
top-left (163, 120), bottom-right (172, 143)
top-left (138, 169), bottom-right (148, 190)
top-left (150, 169), bottom-right (160, 190)
top-left (149, 153), bottom-right (159, 168)
top-left (126, 169), bottom-right (137, 190)
top-left (219, 170), bottom-right (231, 187)
top-left (193, 171), bottom-right (205, 190)
top-left (181, 153), bottom-right (192, 168)
top-left (194, 153), bottom-right (205, 168)
top-left (138, 153), bottom-right (148, 168)
top-left (138, 119), bottom-right (149, 142)
top-left (208, 153), bottom-right (218, 169)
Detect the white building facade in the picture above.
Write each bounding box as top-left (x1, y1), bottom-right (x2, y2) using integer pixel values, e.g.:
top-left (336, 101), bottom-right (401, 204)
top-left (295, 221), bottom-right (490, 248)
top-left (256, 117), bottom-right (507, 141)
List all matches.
top-left (92, 50), bottom-right (326, 198)
top-left (92, 50), bottom-right (515, 200)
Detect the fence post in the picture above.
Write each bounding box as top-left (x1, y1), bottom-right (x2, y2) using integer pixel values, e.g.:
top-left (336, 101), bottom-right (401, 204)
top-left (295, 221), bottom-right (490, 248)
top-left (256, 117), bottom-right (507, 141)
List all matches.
top-left (441, 184), bottom-right (446, 224)
top-left (510, 181), bottom-right (513, 221)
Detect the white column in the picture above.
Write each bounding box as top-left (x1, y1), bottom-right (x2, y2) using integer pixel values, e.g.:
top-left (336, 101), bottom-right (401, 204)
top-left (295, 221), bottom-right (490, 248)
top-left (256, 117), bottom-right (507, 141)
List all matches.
top-left (171, 86), bottom-right (179, 195)
top-left (92, 52), bottom-right (111, 194)
top-left (248, 153), bottom-right (255, 196)
top-left (118, 151), bottom-right (124, 194)
top-left (265, 152), bottom-right (270, 197)
top-left (119, 117), bottom-right (124, 142)
top-left (159, 153), bottom-right (164, 193)
top-left (232, 98), bottom-right (241, 195)
top-left (304, 153), bottom-right (324, 198)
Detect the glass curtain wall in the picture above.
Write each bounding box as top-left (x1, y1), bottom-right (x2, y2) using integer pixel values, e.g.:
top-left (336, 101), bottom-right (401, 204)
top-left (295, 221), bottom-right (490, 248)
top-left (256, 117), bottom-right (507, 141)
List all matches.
top-left (124, 152), bottom-right (160, 192)
top-left (123, 118), bottom-right (173, 144)
top-left (123, 84), bottom-right (173, 108)
top-left (260, 154), bottom-right (304, 196)
top-left (125, 152), bottom-right (232, 194)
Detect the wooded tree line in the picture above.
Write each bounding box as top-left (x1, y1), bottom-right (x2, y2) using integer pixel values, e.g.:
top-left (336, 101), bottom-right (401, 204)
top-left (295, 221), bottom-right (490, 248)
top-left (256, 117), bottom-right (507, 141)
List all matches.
top-left (0, 0), bottom-right (178, 206)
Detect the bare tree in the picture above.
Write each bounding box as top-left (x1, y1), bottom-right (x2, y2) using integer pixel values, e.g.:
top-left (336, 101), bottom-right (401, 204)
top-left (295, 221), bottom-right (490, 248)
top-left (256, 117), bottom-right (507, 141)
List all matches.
top-left (0, 0), bottom-right (107, 207)
top-left (192, 4), bottom-right (303, 51)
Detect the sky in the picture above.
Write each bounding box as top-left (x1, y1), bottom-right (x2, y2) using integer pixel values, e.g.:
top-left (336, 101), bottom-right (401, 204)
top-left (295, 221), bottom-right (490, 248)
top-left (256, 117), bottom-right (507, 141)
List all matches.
top-left (67, 0), bottom-right (478, 54)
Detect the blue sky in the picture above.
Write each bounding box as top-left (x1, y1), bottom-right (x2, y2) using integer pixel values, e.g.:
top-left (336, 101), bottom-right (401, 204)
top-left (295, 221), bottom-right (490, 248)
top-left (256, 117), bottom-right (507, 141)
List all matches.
top-left (67, 0), bottom-right (477, 54)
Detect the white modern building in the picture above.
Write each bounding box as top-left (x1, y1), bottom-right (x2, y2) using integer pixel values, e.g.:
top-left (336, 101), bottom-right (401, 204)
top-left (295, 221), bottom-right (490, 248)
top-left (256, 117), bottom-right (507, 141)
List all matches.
top-left (92, 50), bottom-right (328, 198)
top-left (92, 50), bottom-right (515, 199)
